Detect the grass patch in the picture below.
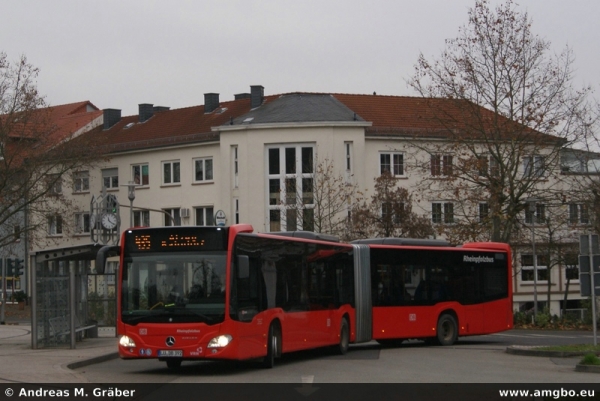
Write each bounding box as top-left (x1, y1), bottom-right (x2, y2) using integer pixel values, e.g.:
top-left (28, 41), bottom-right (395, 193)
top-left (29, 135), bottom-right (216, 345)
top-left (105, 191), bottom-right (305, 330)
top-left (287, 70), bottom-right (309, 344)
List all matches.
top-left (580, 353), bottom-right (600, 366)
top-left (535, 344), bottom-right (600, 353)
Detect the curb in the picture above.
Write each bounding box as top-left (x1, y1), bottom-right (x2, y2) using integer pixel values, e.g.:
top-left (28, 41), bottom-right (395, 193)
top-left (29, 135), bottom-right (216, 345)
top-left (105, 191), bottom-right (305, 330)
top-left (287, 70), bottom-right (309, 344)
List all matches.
top-left (575, 364), bottom-right (600, 373)
top-left (506, 346), bottom-right (592, 358)
top-left (67, 352), bottom-right (119, 370)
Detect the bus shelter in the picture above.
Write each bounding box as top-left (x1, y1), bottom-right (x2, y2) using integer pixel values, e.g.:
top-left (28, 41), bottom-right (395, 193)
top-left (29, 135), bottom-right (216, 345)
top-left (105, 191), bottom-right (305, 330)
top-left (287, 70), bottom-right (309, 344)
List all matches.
top-left (30, 244), bottom-right (116, 349)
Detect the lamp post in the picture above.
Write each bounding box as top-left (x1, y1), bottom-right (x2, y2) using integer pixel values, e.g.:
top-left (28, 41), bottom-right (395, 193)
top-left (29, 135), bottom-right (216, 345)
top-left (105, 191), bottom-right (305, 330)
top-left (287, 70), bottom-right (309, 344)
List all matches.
top-left (527, 198), bottom-right (540, 320)
top-left (121, 181), bottom-right (139, 228)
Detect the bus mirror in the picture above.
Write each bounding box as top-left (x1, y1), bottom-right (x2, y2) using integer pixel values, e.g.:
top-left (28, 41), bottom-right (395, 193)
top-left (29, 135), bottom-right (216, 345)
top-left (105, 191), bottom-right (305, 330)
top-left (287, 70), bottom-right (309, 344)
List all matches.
top-left (237, 255), bottom-right (249, 279)
top-left (96, 245), bottom-right (120, 274)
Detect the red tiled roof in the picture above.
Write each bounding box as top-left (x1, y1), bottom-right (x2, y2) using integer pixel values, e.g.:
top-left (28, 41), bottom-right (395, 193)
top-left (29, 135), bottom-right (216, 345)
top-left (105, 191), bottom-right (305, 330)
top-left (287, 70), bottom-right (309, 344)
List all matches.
top-left (84, 92), bottom-right (555, 154)
top-left (91, 95), bottom-right (278, 153)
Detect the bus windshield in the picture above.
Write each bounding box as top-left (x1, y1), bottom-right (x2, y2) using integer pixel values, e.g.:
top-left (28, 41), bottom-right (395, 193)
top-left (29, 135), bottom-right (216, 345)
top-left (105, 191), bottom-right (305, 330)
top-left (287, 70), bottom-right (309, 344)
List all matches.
top-left (121, 252), bottom-right (227, 325)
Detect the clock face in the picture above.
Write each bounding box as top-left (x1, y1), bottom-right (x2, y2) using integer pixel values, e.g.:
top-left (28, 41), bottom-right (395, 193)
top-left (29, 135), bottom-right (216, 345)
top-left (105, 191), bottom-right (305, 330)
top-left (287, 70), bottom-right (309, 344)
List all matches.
top-left (101, 213), bottom-right (118, 230)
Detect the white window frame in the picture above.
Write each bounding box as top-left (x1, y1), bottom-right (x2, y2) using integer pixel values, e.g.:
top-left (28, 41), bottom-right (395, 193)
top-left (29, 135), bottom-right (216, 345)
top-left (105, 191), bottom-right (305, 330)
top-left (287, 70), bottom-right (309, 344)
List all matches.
top-left (193, 157), bottom-right (214, 183)
top-left (520, 254), bottom-right (548, 283)
top-left (266, 144), bottom-right (315, 232)
top-left (430, 154), bottom-right (453, 176)
top-left (162, 160), bottom-right (181, 185)
top-left (195, 206), bottom-right (214, 226)
top-left (232, 146), bottom-right (239, 188)
top-left (73, 171), bottom-right (89, 193)
top-left (523, 155), bottom-right (545, 178)
top-left (132, 163), bottom-right (149, 186)
top-left (48, 215), bottom-right (63, 236)
top-left (74, 212), bottom-right (91, 234)
top-left (133, 210), bottom-right (150, 227)
top-left (569, 203), bottom-right (589, 225)
top-left (102, 168), bottom-right (119, 189)
top-left (47, 174), bottom-right (62, 195)
top-left (525, 203), bottom-right (546, 225)
top-left (432, 202), bottom-right (454, 224)
top-left (479, 202), bottom-right (489, 222)
top-left (163, 208), bottom-right (181, 226)
top-left (379, 152), bottom-right (405, 177)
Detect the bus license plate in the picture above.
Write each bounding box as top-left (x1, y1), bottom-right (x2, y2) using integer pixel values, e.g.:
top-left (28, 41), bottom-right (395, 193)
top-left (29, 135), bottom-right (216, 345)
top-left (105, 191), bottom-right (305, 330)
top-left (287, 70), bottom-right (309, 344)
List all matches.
top-left (158, 350), bottom-right (183, 357)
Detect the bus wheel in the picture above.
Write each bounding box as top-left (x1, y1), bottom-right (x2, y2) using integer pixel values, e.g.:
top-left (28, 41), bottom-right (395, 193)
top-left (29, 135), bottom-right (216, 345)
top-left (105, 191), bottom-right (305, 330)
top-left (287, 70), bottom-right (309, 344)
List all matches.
top-left (337, 318), bottom-right (350, 355)
top-left (166, 359), bottom-right (182, 369)
top-left (436, 314), bottom-right (458, 346)
top-left (261, 323), bottom-right (280, 369)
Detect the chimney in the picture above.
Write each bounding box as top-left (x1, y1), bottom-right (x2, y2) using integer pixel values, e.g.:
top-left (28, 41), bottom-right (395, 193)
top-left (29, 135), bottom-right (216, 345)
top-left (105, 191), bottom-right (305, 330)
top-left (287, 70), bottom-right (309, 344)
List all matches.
top-left (204, 93), bottom-right (220, 113)
top-left (139, 103), bottom-right (154, 123)
top-left (250, 85), bottom-right (264, 109)
top-left (103, 109), bottom-right (122, 130)
top-left (234, 93), bottom-right (251, 100)
top-left (153, 106), bottom-right (170, 113)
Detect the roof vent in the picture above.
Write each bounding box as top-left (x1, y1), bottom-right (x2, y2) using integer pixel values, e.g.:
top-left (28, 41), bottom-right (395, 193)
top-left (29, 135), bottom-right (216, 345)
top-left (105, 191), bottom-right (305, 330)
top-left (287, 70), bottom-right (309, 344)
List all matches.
top-left (124, 122), bottom-right (135, 129)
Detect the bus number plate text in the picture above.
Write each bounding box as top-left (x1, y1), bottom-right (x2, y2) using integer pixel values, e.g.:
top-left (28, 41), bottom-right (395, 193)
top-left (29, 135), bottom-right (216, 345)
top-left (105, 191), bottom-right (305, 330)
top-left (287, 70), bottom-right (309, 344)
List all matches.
top-left (158, 350), bottom-right (183, 357)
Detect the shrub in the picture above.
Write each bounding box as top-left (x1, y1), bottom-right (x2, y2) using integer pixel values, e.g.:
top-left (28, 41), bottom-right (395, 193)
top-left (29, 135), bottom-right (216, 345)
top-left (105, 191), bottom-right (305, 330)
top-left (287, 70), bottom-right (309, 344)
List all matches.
top-left (580, 353), bottom-right (600, 366)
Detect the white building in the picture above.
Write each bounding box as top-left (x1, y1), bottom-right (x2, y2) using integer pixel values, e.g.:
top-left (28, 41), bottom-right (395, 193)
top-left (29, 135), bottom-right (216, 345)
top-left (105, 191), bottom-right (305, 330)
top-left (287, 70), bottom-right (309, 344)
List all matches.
top-left (33, 86), bottom-right (593, 317)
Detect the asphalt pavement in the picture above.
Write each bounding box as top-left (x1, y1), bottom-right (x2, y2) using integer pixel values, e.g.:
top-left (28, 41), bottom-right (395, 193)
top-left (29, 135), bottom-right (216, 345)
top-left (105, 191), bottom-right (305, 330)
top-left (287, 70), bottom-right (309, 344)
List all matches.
top-left (0, 311), bottom-right (598, 383)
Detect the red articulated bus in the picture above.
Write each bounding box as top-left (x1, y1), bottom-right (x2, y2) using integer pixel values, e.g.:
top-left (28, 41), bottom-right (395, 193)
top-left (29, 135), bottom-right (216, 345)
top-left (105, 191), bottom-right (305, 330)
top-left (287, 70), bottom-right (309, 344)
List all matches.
top-left (96, 224), bottom-right (512, 369)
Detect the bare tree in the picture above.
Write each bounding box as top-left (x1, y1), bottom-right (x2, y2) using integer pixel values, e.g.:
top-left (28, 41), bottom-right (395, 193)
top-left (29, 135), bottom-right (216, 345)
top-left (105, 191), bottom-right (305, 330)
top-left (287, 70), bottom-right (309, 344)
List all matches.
top-left (0, 52), bottom-right (102, 250)
top-left (350, 171), bottom-right (435, 240)
top-left (408, 0), bottom-right (593, 244)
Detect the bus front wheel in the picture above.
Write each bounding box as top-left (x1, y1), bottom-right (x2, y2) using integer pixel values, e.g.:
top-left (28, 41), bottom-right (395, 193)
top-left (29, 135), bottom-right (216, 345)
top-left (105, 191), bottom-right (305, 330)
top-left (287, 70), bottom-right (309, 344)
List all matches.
top-left (436, 314), bottom-right (458, 346)
top-left (261, 323), bottom-right (280, 369)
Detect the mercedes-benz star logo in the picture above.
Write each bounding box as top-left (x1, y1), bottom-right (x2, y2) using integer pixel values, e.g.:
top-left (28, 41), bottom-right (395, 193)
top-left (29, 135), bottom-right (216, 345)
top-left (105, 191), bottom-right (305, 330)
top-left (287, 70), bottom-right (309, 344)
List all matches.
top-left (165, 336), bottom-right (175, 347)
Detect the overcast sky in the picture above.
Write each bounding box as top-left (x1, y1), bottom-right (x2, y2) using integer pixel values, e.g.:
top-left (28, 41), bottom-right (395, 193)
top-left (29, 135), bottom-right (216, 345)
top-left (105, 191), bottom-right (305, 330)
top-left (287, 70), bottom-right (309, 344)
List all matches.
top-left (2, 0), bottom-right (598, 116)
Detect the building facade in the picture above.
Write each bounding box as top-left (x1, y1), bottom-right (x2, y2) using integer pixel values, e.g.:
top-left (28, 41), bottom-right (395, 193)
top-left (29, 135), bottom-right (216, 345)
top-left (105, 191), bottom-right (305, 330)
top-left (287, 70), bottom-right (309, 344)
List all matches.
top-left (31, 86), bottom-right (595, 316)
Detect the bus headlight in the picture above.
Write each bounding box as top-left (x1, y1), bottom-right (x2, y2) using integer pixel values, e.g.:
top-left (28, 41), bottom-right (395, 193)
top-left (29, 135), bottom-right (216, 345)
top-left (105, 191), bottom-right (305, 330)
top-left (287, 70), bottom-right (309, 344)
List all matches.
top-left (207, 334), bottom-right (232, 348)
top-left (119, 335), bottom-right (136, 348)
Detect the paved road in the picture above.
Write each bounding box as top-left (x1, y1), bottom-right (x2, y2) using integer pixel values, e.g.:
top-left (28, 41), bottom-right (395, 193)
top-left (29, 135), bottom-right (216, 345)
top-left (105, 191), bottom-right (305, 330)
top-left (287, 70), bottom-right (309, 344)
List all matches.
top-left (74, 330), bottom-right (600, 383)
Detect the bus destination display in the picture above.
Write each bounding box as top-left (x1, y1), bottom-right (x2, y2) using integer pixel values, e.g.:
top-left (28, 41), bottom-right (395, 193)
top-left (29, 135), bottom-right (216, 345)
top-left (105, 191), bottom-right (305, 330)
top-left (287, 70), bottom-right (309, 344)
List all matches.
top-left (124, 227), bottom-right (227, 253)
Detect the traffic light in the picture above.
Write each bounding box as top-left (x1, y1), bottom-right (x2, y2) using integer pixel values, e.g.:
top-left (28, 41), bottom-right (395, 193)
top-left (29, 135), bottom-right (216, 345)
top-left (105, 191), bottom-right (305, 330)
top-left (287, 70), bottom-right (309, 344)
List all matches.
top-left (13, 259), bottom-right (24, 278)
top-left (5, 258), bottom-right (14, 277)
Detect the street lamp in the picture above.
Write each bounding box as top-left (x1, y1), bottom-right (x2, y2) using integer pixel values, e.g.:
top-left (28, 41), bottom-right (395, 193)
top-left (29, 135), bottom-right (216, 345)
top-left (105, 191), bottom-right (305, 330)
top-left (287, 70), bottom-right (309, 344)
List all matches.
top-left (526, 198), bottom-right (540, 320)
top-left (121, 181), bottom-right (139, 228)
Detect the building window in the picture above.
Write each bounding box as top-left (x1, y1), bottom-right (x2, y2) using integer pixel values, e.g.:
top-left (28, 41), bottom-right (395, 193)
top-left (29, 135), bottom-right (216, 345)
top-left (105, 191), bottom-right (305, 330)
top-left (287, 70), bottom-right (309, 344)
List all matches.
top-left (478, 155), bottom-right (499, 177)
top-left (431, 154), bottom-right (453, 176)
top-left (48, 215), bottom-right (63, 235)
top-left (345, 142), bottom-right (353, 171)
top-left (525, 203), bottom-right (546, 224)
top-left (267, 144), bottom-right (315, 231)
top-left (479, 203), bottom-right (489, 222)
top-left (380, 152), bottom-right (404, 176)
top-left (73, 171), bottom-right (89, 193)
top-left (193, 157), bottom-right (213, 182)
top-left (132, 164), bottom-right (149, 186)
top-left (46, 174), bottom-right (62, 195)
top-left (523, 155), bottom-right (544, 178)
top-left (195, 206), bottom-right (214, 226)
top-left (382, 202), bottom-right (405, 224)
top-left (234, 199), bottom-right (240, 224)
top-left (74, 212), bottom-right (91, 234)
top-left (521, 254), bottom-right (548, 282)
top-left (162, 161), bottom-right (180, 185)
top-left (163, 208), bottom-right (181, 226)
top-left (133, 210), bottom-right (150, 227)
top-left (14, 225), bottom-right (21, 242)
top-left (569, 204), bottom-right (589, 225)
top-left (564, 253), bottom-right (579, 281)
top-left (102, 168), bottom-right (119, 189)
top-left (432, 202), bottom-right (454, 224)
top-left (232, 146), bottom-right (239, 188)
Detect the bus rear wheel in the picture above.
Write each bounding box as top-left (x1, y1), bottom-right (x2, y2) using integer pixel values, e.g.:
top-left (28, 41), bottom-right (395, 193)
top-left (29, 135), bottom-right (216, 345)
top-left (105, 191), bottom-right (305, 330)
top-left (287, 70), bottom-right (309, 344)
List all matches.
top-left (436, 314), bottom-right (458, 346)
top-left (261, 323), bottom-right (280, 369)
